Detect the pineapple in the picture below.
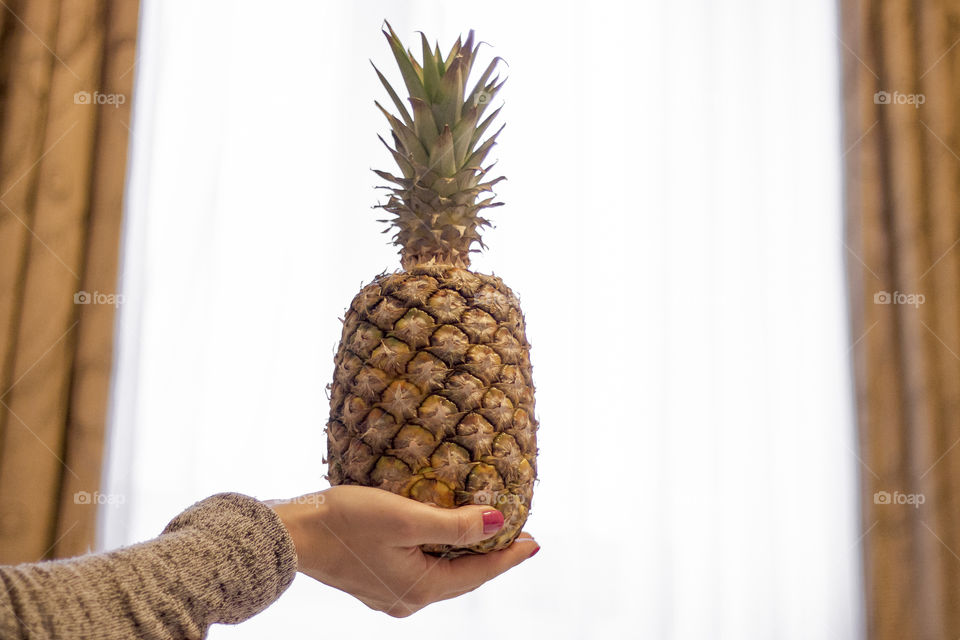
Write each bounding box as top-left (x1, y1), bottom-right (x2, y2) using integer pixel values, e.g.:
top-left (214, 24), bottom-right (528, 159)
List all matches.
top-left (325, 22), bottom-right (537, 557)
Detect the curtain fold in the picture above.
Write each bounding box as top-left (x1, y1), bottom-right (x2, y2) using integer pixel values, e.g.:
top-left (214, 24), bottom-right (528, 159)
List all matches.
top-left (841, 1), bottom-right (960, 638)
top-left (0, 0), bottom-right (138, 563)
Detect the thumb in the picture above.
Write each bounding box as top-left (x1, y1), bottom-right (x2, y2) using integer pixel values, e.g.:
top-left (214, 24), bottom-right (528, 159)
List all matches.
top-left (398, 503), bottom-right (505, 547)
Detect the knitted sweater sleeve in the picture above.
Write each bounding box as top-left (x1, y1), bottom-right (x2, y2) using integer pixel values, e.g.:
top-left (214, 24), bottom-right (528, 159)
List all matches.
top-left (0, 493), bottom-right (298, 640)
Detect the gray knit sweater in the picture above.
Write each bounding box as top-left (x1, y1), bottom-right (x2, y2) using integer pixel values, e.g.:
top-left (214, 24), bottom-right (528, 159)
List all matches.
top-left (0, 493), bottom-right (298, 639)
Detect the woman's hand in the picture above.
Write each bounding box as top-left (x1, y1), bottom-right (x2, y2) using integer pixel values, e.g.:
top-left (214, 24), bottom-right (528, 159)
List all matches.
top-left (267, 486), bottom-right (538, 617)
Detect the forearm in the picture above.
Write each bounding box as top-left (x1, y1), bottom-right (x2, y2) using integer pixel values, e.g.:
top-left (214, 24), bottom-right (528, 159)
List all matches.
top-left (0, 493), bottom-right (297, 640)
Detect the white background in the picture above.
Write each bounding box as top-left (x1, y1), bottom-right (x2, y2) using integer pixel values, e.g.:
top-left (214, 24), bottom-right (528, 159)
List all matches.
top-left (103, 1), bottom-right (864, 638)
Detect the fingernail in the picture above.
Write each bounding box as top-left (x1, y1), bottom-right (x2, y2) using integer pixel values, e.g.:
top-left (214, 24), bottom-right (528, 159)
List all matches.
top-left (528, 545), bottom-right (541, 559)
top-left (482, 510), bottom-right (504, 534)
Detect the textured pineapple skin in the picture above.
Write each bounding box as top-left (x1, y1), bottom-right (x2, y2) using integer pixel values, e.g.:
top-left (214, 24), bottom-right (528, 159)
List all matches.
top-left (325, 264), bottom-right (537, 557)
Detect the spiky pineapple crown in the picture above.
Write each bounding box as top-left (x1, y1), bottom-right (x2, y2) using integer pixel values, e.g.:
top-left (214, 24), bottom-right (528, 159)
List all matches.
top-left (373, 21), bottom-right (506, 270)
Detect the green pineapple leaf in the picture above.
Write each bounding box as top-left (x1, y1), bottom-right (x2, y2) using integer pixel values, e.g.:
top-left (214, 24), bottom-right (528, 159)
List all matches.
top-left (420, 32), bottom-right (442, 100)
top-left (383, 22), bottom-right (427, 102)
top-left (371, 61), bottom-right (413, 127)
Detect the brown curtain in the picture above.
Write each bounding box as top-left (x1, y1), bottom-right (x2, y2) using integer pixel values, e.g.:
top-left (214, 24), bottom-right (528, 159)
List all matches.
top-left (0, 1), bottom-right (138, 563)
top-left (841, 1), bottom-right (960, 638)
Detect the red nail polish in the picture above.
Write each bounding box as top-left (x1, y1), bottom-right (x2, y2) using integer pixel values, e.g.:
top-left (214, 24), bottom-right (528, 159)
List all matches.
top-left (482, 510), bottom-right (504, 534)
top-left (528, 545), bottom-right (541, 559)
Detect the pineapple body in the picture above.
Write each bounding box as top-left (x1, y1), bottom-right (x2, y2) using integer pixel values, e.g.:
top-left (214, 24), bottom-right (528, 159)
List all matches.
top-left (326, 265), bottom-right (536, 556)
top-left (325, 23), bottom-right (535, 557)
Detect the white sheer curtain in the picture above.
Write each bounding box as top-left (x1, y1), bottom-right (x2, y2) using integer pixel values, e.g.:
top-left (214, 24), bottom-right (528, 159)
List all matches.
top-left (103, 1), bottom-right (863, 638)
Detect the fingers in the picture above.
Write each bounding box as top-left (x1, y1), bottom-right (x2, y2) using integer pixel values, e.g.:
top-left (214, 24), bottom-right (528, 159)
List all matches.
top-left (429, 533), bottom-right (540, 599)
top-left (394, 501), bottom-right (507, 547)
top-left (291, 486), bottom-right (539, 617)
